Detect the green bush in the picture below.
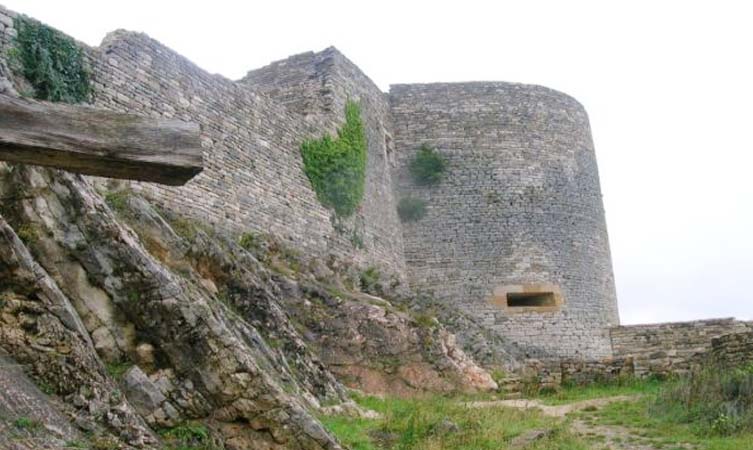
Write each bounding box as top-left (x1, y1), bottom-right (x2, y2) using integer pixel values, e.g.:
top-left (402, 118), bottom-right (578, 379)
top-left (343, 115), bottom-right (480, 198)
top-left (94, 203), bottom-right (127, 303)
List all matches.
top-left (359, 266), bottom-right (382, 294)
top-left (408, 144), bottom-right (447, 185)
top-left (301, 101), bottom-right (367, 217)
top-left (12, 16), bottom-right (91, 103)
top-left (397, 197), bottom-right (427, 222)
top-left (652, 362), bottom-right (753, 436)
top-left (238, 232), bottom-right (261, 252)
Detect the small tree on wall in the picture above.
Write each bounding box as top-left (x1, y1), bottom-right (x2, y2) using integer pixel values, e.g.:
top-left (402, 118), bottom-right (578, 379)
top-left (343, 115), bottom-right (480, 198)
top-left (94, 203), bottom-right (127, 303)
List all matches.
top-left (408, 144), bottom-right (447, 185)
top-left (300, 100), bottom-right (367, 218)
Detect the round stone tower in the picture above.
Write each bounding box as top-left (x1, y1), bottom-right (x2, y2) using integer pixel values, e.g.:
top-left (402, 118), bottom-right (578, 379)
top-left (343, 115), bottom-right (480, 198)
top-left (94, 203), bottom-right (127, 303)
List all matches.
top-left (390, 82), bottom-right (619, 359)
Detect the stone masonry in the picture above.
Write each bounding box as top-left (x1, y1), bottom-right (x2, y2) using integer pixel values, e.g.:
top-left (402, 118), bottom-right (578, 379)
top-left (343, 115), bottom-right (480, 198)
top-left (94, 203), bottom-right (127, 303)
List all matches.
top-left (709, 331), bottom-right (753, 368)
top-left (611, 318), bottom-right (753, 376)
top-left (1, 5), bottom-right (624, 361)
top-left (390, 83), bottom-right (620, 359)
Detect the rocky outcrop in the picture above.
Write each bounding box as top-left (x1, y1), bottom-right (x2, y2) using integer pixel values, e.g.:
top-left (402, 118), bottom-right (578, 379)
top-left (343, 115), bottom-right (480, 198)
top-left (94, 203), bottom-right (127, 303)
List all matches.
top-left (279, 285), bottom-right (497, 396)
top-left (0, 209), bottom-right (154, 448)
top-left (108, 185), bottom-right (497, 398)
top-left (0, 352), bottom-right (84, 449)
top-left (384, 291), bottom-right (523, 372)
top-left (0, 164), bottom-right (341, 449)
top-left (0, 163), bottom-right (496, 449)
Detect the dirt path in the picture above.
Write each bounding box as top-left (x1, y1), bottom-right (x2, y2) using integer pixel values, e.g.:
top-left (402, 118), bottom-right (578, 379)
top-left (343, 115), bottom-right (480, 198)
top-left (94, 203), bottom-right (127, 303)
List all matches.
top-left (467, 395), bottom-right (697, 450)
top-left (466, 395), bottom-right (636, 417)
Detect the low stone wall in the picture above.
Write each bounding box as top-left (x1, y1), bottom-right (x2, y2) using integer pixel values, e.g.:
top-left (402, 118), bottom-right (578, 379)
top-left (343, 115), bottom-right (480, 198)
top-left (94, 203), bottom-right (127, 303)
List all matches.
top-left (709, 331), bottom-right (753, 368)
top-left (610, 318), bottom-right (753, 377)
top-left (560, 358), bottom-right (634, 386)
top-left (522, 357), bottom-right (634, 389)
top-left (519, 324), bottom-right (753, 389)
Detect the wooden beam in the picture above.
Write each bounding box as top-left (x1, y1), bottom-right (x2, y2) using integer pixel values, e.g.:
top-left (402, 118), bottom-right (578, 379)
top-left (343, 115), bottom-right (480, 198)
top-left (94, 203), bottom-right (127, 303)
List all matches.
top-left (0, 94), bottom-right (203, 185)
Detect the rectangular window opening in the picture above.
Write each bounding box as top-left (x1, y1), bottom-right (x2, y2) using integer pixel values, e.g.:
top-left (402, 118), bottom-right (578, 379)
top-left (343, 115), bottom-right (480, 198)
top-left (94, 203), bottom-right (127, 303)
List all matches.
top-left (506, 291), bottom-right (556, 308)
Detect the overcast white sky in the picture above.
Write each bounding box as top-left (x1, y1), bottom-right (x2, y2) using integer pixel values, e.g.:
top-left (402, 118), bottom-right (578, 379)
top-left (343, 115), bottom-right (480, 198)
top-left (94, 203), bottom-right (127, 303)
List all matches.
top-left (6, 0), bottom-right (752, 325)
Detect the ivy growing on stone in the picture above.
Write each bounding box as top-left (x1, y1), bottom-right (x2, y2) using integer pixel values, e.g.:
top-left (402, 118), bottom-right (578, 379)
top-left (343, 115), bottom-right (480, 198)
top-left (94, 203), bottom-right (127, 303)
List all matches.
top-left (301, 100), bottom-right (367, 217)
top-left (409, 144), bottom-right (447, 185)
top-left (12, 16), bottom-right (91, 103)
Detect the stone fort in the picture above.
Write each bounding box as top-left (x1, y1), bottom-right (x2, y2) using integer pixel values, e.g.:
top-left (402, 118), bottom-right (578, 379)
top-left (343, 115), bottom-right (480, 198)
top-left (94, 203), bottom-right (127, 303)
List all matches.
top-left (10, 6), bottom-right (751, 372)
top-left (0, 6), bottom-right (618, 361)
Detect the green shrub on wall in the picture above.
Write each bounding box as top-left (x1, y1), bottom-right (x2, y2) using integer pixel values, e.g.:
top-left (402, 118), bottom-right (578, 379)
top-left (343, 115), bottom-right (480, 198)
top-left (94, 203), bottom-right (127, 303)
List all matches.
top-left (409, 144), bottom-right (447, 185)
top-left (301, 100), bottom-right (367, 217)
top-left (397, 197), bottom-right (427, 222)
top-left (11, 16), bottom-right (91, 103)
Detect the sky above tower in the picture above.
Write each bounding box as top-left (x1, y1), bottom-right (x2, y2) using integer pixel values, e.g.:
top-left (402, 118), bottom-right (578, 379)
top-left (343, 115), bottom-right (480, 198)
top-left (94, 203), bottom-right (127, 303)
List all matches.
top-left (5, 0), bottom-right (752, 325)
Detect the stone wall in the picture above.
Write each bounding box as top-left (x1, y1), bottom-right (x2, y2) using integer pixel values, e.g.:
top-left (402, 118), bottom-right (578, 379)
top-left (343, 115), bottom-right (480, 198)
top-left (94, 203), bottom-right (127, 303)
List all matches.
top-left (242, 48), bottom-right (405, 276)
top-left (560, 358), bottom-right (634, 386)
top-left (390, 82), bottom-right (619, 359)
top-left (0, 7), bottom-right (15, 95)
top-left (709, 331), bottom-right (753, 368)
top-left (0, 6), bottom-right (15, 43)
top-left (0, 8), bottom-right (406, 277)
top-left (610, 318), bottom-right (753, 376)
top-left (2, 5), bottom-right (627, 362)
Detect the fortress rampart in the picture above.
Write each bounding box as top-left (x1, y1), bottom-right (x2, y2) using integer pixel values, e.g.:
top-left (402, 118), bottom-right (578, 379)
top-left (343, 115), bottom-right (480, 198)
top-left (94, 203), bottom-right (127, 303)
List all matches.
top-left (1, 5), bottom-right (623, 360)
top-left (390, 83), bottom-right (619, 358)
top-left (0, 8), bottom-right (406, 276)
top-left (91, 34), bottom-right (407, 275)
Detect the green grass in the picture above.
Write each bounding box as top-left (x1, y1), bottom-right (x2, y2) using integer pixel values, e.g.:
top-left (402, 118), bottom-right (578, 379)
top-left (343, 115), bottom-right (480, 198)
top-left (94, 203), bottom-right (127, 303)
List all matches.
top-left (320, 376), bottom-right (753, 449)
top-left (13, 416), bottom-right (41, 431)
top-left (104, 190), bottom-right (131, 213)
top-left (159, 422), bottom-right (217, 450)
top-left (320, 393), bottom-right (589, 450)
top-left (537, 377), bottom-right (663, 405)
top-left (105, 361), bottom-right (131, 380)
top-left (574, 395), bottom-right (753, 450)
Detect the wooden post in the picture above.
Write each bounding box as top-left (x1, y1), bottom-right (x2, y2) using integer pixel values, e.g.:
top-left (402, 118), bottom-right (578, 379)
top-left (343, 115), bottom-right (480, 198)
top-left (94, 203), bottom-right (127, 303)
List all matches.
top-left (0, 94), bottom-right (203, 185)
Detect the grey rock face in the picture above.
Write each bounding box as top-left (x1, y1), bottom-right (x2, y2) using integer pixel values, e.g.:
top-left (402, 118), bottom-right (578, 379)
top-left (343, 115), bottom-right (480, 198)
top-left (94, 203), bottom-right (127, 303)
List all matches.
top-left (0, 164), bottom-right (343, 450)
top-left (0, 210), bottom-right (156, 448)
top-left (122, 366), bottom-right (166, 418)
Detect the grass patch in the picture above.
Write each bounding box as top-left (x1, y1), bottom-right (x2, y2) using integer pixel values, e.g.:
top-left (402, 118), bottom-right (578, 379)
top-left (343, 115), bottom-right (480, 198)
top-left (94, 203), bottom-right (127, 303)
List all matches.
top-left (566, 369), bottom-right (753, 450)
top-left (320, 393), bottom-right (589, 450)
top-left (159, 422), bottom-right (217, 449)
top-left (577, 395), bottom-right (753, 450)
top-left (359, 266), bottom-right (382, 295)
top-left (104, 189), bottom-right (131, 213)
top-left (105, 361), bottom-right (131, 380)
top-left (653, 363), bottom-right (753, 436)
top-left (238, 231), bottom-right (262, 252)
top-left (13, 416), bottom-right (41, 431)
top-left (170, 216), bottom-right (200, 241)
top-left (537, 376), bottom-right (663, 405)
top-left (15, 223), bottom-right (40, 245)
